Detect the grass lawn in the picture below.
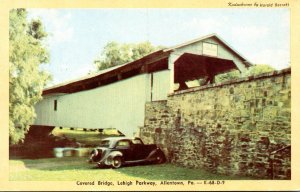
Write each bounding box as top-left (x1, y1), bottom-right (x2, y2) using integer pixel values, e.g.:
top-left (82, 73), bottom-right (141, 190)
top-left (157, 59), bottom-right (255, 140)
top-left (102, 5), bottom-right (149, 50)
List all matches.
top-left (9, 157), bottom-right (253, 181)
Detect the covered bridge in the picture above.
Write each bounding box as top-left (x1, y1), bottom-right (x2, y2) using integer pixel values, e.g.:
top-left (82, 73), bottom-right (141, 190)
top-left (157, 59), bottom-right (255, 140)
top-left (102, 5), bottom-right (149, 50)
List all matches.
top-left (31, 33), bottom-right (251, 136)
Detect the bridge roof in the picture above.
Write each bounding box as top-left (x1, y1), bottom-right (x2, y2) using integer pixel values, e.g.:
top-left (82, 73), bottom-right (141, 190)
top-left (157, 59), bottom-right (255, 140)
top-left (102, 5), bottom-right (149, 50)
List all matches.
top-left (43, 49), bottom-right (171, 95)
top-left (43, 33), bottom-right (251, 95)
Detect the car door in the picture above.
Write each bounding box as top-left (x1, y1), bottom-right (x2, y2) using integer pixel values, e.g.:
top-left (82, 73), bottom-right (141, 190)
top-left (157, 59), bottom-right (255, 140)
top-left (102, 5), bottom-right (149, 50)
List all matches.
top-left (131, 138), bottom-right (146, 160)
top-left (115, 139), bottom-right (133, 161)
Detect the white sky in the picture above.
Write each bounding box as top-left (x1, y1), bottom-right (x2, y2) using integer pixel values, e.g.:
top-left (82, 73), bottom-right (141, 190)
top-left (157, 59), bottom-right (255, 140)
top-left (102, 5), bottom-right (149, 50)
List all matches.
top-left (27, 8), bottom-right (290, 86)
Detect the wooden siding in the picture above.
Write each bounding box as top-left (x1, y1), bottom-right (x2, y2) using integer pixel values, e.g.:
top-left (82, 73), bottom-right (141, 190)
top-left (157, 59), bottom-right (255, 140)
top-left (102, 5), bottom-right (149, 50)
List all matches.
top-left (152, 70), bottom-right (170, 101)
top-left (34, 74), bottom-right (151, 136)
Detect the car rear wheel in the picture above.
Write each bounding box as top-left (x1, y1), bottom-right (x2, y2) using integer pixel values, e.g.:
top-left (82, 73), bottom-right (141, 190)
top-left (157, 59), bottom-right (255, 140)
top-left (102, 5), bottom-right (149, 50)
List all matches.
top-left (156, 153), bottom-right (166, 164)
top-left (112, 156), bottom-right (122, 168)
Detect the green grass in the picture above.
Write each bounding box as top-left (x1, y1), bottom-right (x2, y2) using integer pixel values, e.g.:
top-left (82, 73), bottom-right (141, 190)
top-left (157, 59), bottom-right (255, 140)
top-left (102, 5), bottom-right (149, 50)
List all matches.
top-left (9, 157), bottom-right (254, 181)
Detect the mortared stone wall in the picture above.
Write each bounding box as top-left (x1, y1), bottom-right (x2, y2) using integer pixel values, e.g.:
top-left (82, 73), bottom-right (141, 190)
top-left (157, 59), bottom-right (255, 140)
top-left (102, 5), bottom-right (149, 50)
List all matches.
top-left (141, 68), bottom-right (291, 179)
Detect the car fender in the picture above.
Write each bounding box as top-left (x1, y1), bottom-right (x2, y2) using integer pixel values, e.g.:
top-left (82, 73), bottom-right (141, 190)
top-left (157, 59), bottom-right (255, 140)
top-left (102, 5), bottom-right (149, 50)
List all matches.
top-left (102, 151), bottom-right (123, 166)
top-left (89, 148), bottom-right (102, 162)
top-left (108, 151), bottom-right (123, 158)
top-left (146, 148), bottom-right (164, 161)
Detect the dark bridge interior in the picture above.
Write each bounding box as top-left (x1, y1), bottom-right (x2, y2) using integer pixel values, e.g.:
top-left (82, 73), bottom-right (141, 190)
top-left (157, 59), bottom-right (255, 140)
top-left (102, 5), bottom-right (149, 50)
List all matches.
top-left (174, 53), bottom-right (238, 91)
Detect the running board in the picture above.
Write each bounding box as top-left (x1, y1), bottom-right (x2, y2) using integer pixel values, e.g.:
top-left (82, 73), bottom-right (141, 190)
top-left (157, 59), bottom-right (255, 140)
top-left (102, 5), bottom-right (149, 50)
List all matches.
top-left (124, 159), bottom-right (148, 164)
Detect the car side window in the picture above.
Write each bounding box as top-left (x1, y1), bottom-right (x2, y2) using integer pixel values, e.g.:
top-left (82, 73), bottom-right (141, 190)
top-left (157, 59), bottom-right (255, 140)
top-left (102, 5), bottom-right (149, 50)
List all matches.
top-left (116, 140), bottom-right (130, 149)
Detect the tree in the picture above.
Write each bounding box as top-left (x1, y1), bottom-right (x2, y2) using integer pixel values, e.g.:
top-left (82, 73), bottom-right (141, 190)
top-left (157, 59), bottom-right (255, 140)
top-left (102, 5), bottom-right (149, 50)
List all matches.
top-left (9, 9), bottom-right (51, 145)
top-left (215, 70), bottom-right (240, 83)
top-left (94, 41), bottom-right (164, 71)
top-left (215, 64), bottom-right (275, 83)
top-left (244, 64), bottom-right (275, 76)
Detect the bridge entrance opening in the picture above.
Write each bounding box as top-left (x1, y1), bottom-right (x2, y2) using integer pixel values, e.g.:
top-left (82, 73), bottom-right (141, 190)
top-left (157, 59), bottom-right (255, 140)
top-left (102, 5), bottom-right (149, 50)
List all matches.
top-left (174, 53), bottom-right (239, 91)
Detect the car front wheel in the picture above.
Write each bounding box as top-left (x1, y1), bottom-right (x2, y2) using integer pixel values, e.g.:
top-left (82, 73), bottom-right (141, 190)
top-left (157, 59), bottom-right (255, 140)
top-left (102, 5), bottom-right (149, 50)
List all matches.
top-left (112, 156), bottom-right (122, 168)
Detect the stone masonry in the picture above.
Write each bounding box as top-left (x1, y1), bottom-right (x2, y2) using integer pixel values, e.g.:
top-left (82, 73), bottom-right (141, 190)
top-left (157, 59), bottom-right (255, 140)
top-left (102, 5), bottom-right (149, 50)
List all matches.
top-left (141, 68), bottom-right (291, 179)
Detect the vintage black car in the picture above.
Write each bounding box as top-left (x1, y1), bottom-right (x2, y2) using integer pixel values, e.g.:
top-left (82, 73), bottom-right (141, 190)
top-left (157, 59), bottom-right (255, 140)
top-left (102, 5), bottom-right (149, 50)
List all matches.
top-left (88, 137), bottom-right (166, 168)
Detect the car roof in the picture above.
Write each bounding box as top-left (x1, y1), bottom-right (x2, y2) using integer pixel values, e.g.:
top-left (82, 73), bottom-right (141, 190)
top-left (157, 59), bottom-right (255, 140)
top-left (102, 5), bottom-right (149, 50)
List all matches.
top-left (102, 137), bottom-right (142, 142)
top-left (99, 137), bottom-right (143, 148)
top-left (102, 137), bottom-right (130, 141)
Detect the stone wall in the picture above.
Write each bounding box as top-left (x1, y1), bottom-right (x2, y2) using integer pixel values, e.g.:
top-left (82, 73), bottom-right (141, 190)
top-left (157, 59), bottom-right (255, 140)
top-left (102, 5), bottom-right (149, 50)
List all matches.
top-left (141, 68), bottom-right (291, 179)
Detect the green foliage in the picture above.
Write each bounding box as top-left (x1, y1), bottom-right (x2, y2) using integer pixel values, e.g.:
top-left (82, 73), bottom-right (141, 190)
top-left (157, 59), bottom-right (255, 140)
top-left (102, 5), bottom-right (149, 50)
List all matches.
top-left (215, 70), bottom-right (240, 83)
top-left (245, 64), bottom-right (275, 76)
top-left (215, 64), bottom-right (275, 84)
top-left (94, 41), bottom-right (163, 71)
top-left (9, 9), bottom-right (51, 145)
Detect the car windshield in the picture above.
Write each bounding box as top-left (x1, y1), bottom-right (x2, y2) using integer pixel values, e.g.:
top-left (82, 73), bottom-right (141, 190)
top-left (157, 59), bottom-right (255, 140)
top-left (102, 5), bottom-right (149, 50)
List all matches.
top-left (99, 140), bottom-right (111, 147)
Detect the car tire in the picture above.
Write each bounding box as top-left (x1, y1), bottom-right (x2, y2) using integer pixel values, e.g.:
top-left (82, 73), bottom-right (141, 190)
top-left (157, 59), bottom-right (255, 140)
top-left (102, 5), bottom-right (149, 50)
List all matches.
top-left (112, 156), bottom-right (122, 168)
top-left (156, 153), bottom-right (166, 164)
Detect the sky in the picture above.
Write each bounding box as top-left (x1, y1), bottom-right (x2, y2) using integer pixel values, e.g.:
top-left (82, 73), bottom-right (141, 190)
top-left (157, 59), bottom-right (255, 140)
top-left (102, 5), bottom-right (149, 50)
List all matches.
top-left (27, 8), bottom-right (290, 86)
